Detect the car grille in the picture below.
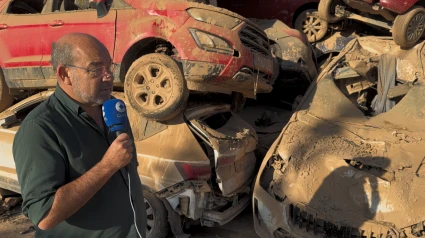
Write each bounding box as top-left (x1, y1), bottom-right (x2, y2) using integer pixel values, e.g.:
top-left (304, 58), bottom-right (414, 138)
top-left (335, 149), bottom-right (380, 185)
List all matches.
top-left (239, 26), bottom-right (270, 57)
top-left (289, 204), bottom-right (397, 238)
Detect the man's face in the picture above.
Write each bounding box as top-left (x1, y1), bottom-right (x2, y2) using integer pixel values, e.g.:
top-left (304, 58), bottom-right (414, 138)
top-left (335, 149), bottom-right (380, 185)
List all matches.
top-left (68, 48), bottom-right (114, 106)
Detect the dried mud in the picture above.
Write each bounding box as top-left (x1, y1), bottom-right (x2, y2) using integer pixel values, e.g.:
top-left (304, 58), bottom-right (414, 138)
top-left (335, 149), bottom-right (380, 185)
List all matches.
top-left (262, 37), bottom-right (425, 236)
top-left (0, 201), bottom-right (34, 238)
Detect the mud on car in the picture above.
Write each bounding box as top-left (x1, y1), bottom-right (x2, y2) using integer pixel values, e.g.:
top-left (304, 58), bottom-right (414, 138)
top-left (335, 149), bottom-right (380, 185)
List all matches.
top-left (318, 0), bottom-right (425, 48)
top-left (253, 36), bottom-right (425, 238)
top-left (0, 0), bottom-right (274, 121)
top-left (0, 90), bottom-right (259, 238)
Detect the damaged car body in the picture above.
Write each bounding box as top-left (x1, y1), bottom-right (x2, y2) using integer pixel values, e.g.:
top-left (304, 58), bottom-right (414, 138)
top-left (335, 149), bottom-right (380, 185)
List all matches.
top-left (0, 0), bottom-right (274, 121)
top-left (0, 91), bottom-right (258, 238)
top-left (253, 36), bottom-right (425, 238)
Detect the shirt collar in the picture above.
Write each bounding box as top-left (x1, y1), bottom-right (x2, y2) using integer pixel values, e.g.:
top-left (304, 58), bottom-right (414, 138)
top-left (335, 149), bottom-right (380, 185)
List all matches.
top-left (54, 84), bottom-right (83, 115)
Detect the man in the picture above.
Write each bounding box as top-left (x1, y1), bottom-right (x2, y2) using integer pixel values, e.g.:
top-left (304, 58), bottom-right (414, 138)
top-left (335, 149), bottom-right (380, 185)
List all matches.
top-left (12, 33), bottom-right (146, 238)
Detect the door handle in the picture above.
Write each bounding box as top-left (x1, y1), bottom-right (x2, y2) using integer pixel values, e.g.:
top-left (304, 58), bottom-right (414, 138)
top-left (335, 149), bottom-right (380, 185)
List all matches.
top-left (0, 24), bottom-right (8, 30)
top-left (49, 20), bottom-right (64, 27)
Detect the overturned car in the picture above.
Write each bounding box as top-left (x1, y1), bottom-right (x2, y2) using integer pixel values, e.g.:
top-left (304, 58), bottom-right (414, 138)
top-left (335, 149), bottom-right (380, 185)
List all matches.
top-left (0, 91), bottom-right (258, 238)
top-left (253, 36), bottom-right (425, 238)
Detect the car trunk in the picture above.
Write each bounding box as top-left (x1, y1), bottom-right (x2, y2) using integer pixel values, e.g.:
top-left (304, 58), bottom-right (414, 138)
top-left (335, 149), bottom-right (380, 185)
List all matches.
top-left (185, 104), bottom-right (258, 197)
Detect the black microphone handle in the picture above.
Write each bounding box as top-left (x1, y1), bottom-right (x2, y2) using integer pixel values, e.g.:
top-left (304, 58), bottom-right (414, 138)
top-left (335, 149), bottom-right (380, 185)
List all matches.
top-left (113, 130), bottom-right (131, 173)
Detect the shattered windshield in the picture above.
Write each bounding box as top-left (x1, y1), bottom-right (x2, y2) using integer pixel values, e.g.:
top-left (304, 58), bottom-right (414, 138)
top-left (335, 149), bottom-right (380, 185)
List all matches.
top-left (303, 38), bottom-right (425, 132)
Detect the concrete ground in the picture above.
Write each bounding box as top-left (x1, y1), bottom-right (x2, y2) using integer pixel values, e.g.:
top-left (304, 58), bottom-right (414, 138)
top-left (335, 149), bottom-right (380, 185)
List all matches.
top-left (0, 201), bottom-right (258, 238)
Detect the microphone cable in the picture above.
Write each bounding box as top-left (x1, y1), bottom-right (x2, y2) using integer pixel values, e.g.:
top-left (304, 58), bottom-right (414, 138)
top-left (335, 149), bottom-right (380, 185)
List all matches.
top-left (128, 171), bottom-right (143, 238)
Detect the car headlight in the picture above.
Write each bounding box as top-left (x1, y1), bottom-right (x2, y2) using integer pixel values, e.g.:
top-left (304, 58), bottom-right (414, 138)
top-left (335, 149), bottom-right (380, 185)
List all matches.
top-left (189, 29), bottom-right (234, 55)
top-left (187, 8), bottom-right (242, 30)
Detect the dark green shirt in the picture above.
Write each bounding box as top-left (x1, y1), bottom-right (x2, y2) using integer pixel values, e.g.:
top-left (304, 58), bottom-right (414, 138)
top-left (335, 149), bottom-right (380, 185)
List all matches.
top-left (12, 85), bottom-right (146, 238)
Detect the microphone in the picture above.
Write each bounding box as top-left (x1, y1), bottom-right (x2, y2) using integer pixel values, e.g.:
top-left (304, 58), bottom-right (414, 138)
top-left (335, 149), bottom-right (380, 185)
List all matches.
top-left (102, 98), bottom-right (131, 172)
top-left (102, 98), bottom-right (128, 138)
top-left (102, 99), bottom-right (143, 238)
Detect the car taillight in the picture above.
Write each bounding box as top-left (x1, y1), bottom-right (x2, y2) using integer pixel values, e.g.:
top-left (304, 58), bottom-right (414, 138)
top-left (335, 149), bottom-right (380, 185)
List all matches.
top-left (177, 163), bottom-right (211, 180)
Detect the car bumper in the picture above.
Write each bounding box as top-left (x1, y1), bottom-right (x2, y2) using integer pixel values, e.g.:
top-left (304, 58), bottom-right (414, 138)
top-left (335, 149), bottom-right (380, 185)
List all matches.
top-left (203, 192), bottom-right (250, 226)
top-left (253, 184), bottom-right (398, 238)
top-left (163, 180), bottom-right (251, 226)
top-left (182, 60), bottom-right (273, 98)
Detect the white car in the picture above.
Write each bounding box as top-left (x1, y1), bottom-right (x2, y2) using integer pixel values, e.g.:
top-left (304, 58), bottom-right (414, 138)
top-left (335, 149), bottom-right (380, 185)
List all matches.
top-left (0, 90), bottom-right (259, 238)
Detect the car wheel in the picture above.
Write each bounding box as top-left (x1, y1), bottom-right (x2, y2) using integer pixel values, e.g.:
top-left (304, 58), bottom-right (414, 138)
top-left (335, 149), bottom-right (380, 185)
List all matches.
top-left (0, 69), bottom-right (13, 113)
top-left (295, 9), bottom-right (328, 43)
top-left (318, 0), bottom-right (345, 23)
top-left (125, 53), bottom-right (189, 121)
top-left (144, 189), bottom-right (170, 238)
top-left (393, 6), bottom-right (425, 48)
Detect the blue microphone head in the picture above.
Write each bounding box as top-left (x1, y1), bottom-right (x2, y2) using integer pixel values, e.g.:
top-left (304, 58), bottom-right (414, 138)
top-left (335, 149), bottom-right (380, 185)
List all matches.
top-left (102, 99), bottom-right (128, 133)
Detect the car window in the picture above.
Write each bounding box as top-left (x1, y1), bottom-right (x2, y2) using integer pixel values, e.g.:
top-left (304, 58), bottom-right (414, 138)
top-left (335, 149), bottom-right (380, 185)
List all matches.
top-left (6, 0), bottom-right (45, 14)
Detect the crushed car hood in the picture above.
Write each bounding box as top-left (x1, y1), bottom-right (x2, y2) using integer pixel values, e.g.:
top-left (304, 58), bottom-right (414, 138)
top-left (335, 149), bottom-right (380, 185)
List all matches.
top-left (268, 37), bottom-right (425, 234)
top-left (273, 112), bottom-right (425, 230)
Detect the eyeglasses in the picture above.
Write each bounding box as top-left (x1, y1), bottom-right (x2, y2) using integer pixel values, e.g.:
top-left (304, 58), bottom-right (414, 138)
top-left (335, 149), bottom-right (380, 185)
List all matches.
top-left (66, 63), bottom-right (116, 78)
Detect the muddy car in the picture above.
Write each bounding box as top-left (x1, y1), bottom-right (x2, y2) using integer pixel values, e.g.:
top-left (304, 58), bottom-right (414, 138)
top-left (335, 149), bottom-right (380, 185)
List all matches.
top-left (318, 0), bottom-right (425, 48)
top-left (0, 90), bottom-right (258, 238)
top-left (188, 0), bottom-right (319, 97)
top-left (253, 36), bottom-right (425, 238)
top-left (0, 0), bottom-right (274, 121)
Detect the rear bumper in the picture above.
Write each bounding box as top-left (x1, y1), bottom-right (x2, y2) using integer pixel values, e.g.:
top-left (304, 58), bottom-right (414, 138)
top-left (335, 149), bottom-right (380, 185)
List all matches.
top-left (162, 180), bottom-right (252, 227)
top-left (202, 192), bottom-right (250, 226)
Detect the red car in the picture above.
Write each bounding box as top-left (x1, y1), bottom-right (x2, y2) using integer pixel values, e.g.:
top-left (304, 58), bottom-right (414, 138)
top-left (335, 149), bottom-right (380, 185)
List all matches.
top-left (0, 0), bottom-right (274, 121)
top-left (318, 0), bottom-right (425, 48)
top-left (216, 0), bottom-right (330, 43)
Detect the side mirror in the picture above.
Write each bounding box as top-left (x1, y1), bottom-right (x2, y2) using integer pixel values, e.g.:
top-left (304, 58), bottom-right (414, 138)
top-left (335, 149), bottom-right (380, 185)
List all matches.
top-left (89, 0), bottom-right (108, 18)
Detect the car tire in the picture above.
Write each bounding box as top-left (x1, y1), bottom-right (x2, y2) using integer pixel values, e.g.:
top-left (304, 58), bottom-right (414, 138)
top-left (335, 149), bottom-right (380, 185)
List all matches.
top-left (125, 53), bottom-right (189, 121)
top-left (295, 9), bottom-right (328, 43)
top-left (144, 189), bottom-right (170, 238)
top-left (318, 0), bottom-right (345, 23)
top-left (392, 6), bottom-right (425, 48)
top-left (0, 69), bottom-right (14, 113)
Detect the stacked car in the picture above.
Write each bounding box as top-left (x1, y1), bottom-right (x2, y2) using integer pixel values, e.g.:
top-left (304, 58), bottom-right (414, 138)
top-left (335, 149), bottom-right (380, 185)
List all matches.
top-left (0, 0), bottom-right (322, 238)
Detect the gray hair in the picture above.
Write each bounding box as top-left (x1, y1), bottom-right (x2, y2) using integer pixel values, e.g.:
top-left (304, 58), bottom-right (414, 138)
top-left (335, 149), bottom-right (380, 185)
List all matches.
top-left (51, 42), bottom-right (74, 71)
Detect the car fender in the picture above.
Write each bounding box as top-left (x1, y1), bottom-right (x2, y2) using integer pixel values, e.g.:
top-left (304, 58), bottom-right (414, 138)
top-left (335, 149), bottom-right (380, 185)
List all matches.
top-left (114, 10), bottom-right (189, 62)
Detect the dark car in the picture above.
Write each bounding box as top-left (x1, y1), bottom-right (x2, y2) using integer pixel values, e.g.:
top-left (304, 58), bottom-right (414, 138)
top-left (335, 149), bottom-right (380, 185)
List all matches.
top-left (216, 0), bottom-right (331, 43)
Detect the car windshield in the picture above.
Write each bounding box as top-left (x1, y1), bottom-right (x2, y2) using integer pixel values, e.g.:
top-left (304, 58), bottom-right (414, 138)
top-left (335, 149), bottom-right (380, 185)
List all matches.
top-left (300, 37), bottom-right (425, 132)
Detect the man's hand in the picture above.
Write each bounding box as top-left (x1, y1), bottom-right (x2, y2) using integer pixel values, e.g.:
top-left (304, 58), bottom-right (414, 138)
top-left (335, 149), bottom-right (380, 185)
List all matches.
top-left (102, 133), bottom-right (134, 171)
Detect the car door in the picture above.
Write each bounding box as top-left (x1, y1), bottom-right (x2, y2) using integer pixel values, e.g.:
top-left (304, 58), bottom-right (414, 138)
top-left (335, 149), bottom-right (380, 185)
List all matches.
top-left (0, 0), bottom-right (51, 89)
top-left (41, 2), bottom-right (117, 80)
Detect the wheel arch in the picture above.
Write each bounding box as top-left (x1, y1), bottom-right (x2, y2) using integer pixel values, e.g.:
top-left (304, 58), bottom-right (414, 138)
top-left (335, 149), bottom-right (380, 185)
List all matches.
top-left (118, 37), bottom-right (180, 84)
top-left (292, 2), bottom-right (320, 27)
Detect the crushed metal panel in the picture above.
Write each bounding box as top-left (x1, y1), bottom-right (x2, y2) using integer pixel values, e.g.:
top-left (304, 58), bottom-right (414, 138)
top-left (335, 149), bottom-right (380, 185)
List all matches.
top-left (334, 67), bottom-right (360, 80)
top-left (135, 115), bottom-right (210, 192)
top-left (254, 36), bottom-right (425, 238)
top-left (189, 112), bottom-right (258, 197)
top-left (308, 75), bottom-right (366, 120)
